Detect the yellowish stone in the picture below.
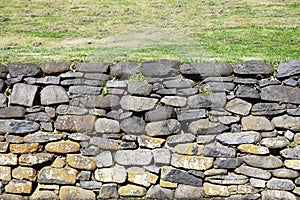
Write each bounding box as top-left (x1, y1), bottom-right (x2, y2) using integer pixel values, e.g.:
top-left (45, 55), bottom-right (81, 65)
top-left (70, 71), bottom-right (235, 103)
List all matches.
top-left (45, 140), bottom-right (80, 153)
top-left (10, 143), bottom-right (39, 154)
top-left (159, 179), bottom-right (178, 188)
top-left (38, 167), bottom-right (78, 185)
top-left (5, 180), bottom-right (32, 194)
top-left (138, 136), bottom-right (165, 149)
top-left (128, 168), bottom-right (158, 187)
top-left (203, 183), bottom-right (230, 197)
top-left (171, 154), bottom-right (213, 170)
top-left (51, 157), bottom-right (66, 168)
top-left (12, 166), bottom-right (37, 181)
top-left (59, 186), bottom-right (96, 200)
top-left (238, 144), bottom-right (269, 155)
top-left (118, 184), bottom-right (146, 197)
top-left (66, 154), bottom-right (96, 170)
top-left (0, 166), bottom-right (11, 181)
top-left (0, 153), bottom-right (18, 165)
top-left (175, 143), bottom-right (204, 155)
top-left (285, 160), bottom-right (300, 170)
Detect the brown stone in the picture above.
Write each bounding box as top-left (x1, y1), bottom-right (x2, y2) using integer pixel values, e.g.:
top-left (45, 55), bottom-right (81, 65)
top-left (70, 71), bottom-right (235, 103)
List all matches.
top-left (19, 153), bottom-right (54, 166)
top-left (0, 142), bottom-right (9, 152)
top-left (59, 186), bottom-right (96, 200)
top-left (0, 166), bottom-right (11, 181)
top-left (41, 62), bottom-right (71, 74)
top-left (5, 180), bottom-right (32, 194)
top-left (66, 154), bottom-right (96, 170)
top-left (45, 140), bottom-right (80, 153)
top-left (10, 143), bottom-right (39, 154)
top-left (54, 115), bottom-right (96, 132)
top-left (12, 166), bottom-right (37, 181)
top-left (38, 167), bottom-right (78, 185)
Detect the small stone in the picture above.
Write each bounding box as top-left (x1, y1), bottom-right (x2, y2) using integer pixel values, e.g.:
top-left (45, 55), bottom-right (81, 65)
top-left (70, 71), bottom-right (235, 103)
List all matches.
top-left (54, 115), bottom-right (96, 132)
top-left (0, 153), bottom-right (17, 165)
top-left (272, 115), bottom-right (300, 132)
top-left (8, 62), bottom-right (41, 77)
top-left (120, 116), bottom-right (145, 135)
top-left (5, 135), bottom-right (24, 143)
top-left (261, 190), bottom-right (296, 200)
top-left (30, 190), bottom-right (58, 200)
top-left (98, 184), bottom-right (119, 199)
top-left (233, 78), bottom-right (257, 85)
top-left (261, 85), bottom-right (300, 104)
top-left (118, 184), bottom-right (146, 197)
top-left (19, 153), bottom-right (53, 166)
top-left (177, 109), bottom-right (206, 121)
top-left (250, 178), bottom-right (266, 188)
top-left (238, 144), bottom-right (269, 155)
top-left (69, 85), bottom-right (101, 95)
top-left (38, 167), bottom-right (78, 184)
top-left (203, 142), bottom-right (236, 158)
top-left (234, 165), bottom-right (271, 180)
top-left (80, 94), bottom-right (120, 109)
top-left (294, 133), bottom-right (300, 144)
top-left (120, 95), bottom-right (158, 112)
top-left (217, 131), bottom-right (261, 145)
top-left (174, 143), bottom-right (204, 155)
top-left (146, 119), bottom-right (180, 136)
top-left (127, 168), bottom-right (158, 187)
top-left (45, 140), bottom-right (80, 153)
top-left (0, 106), bottom-right (25, 118)
top-left (66, 154), bottom-right (96, 170)
top-left (56, 105), bottom-right (88, 115)
top-left (145, 106), bottom-right (174, 122)
top-left (10, 83), bottom-right (38, 107)
top-left (242, 116), bottom-right (274, 131)
top-left (94, 165), bottom-right (127, 183)
top-left (171, 154), bottom-right (213, 170)
top-left (174, 184), bottom-right (203, 199)
top-left (41, 62), bottom-right (71, 74)
top-left (40, 85), bottom-right (69, 105)
top-left (251, 103), bottom-right (286, 116)
top-left (95, 118), bottom-right (120, 134)
top-left (233, 60), bottom-right (273, 76)
top-left (285, 160), bottom-right (300, 170)
top-left (10, 143), bottom-right (39, 153)
top-left (5, 180), bottom-right (32, 194)
top-left (0, 93), bottom-right (7, 107)
top-left (267, 178), bottom-right (295, 191)
top-left (189, 118), bottom-right (229, 134)
top-left (272, 168), bottom-right (299, 179)
top-left (214, 158), bottom-right (243, 169)
top-left (35, 76), bottom-right (60, 85)
top-left (0, 64), bottom-right (8, 78)
top-left (115, 149), bottom-right (153, 166)
top-left (0, 142), bottom-right (9, 152)
top-left (52, 157), bottom-right (66, 168)
top-left (0, 166), bottom-right (11, 181)
top-left (80, 181), bottom-right (102, 190)
top-left (68, 133), bottom-right (90, 141)
top-left (161, 96), bottom-right (187, 107)
top-left (261, 136), bottom-right (290, 149)
top-left (59, 186), bottom-right (96, 200)
top-left (167, 133), bottom-right (195, 146)
top-left (127, 81), bottom-right (152, 96)
top-left (206, 173), bottom-right (248, 185)
top-left (218, 116), bottom-right (240, 125)
top-left (276, 60), bottom-right (300, 78)
top-left (243, 155), bottom-right (283, 169)
top-left (147, 185), bottom-right (174, 199)
top-left (12, 166), bottom-right (37, 181)
top-left (203, 183), bottom-right (230, 197)
top-left (285, 130), bottom-right (295, 141)
top-left (188, 93), bottom-right (227, 109)
top-left (25, 112), bottom-right (51, 122)
top-left (153, 148), bottom-right (171, 165)
top-left (156, 88), bottom-right (177, 95)
top-left (160, 179), bottom-right (178, 188)
top-left (89, 137), bottom-right (119, 150)
top-left (204, 169), bottom-right (228, 176)
top-left (196, 135), bottom-right (215, 144)
top-left (202, 82), bottom-right (235, 92)
top-left (138, 136), bottom-right (165, 149)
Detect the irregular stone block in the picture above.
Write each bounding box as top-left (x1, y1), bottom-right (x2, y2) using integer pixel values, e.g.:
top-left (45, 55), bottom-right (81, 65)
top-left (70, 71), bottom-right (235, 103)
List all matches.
top-left (261, 136), bottom-right (290, 149)
top-left (141, 59), bottom-right (180, 78)
top-left (8, 62), bottom-right (41, 78)
top-left (163, 78), bottom-right (194, 88)
top-left (0, 64), bottom-right (8, 78)
top-left (147, 185), bottom-right (174, 199)
top-left (0, 153), bottom-right (18, 165)
top-left (12, 166), bottom-right (37, 181)
top-left (153, 148), bottom-right (171, 165)
top-left (225, 98), bottom-right (252, 116)
top-left (174, 143), bottom-right (204, 155)
top-left (238, 144), bottom-right (269, 155)
top-left (242, 116), bottom-right (273, 131)
top-left (202, 82), bottom-right (235, 92)
top-left (272, 168), bottom-right (299, 179)
top-left (161, 96), bottom-right (187, 107)
top-left (174, 184), bottom-right (203, 199)
top-left (138, 136), bottom-right (165, 149)
top-left (188, 93), bottom-right (227, 109)
top-left (95, 118), bottom-right (120, 134)
top-left (24, 131), bottom-right (64, 143)
top-left (30, 190), bottom-right (58, 200)
top-left (80, 94), bottom-right (120, 109)
top-left (118, 184), bottom-right (146, 197)
top-left (80, 181), bottom-right (102, 190)
top-left (120, 116), bottom-right (145, 135)
top-left (0, 106), bottom-right (25, 118)
top-left (261, 190), bottom-right (296, 200)
top-left (76, 62), bottom-right (109, 73)
top-left (10, 83), bottom-right (38, 107)
top-left (38, 167), bottom-right (78, 184)
top-left (206, 173), bottom-right (248, 185)
top-left (41, 62), bottom-right (71, 74)
top-left (54, 115), bottom-right (96, 132)
top-left (5, 180), bottom-right (32, 194)
top-left (0, 142), bottom-right (9, 152)
top-left (251, 103), bottom-right (286, 116)
top-left (19, 153), bottom-right (53, 166)
top-left (25, 112), bottom-right (51, 122)
top-left (217, 131), bottom-right (261, 145)
top-left (69, 85), bottom-right (101, 95)
top-left (40, 85), bottom-right (69, 105)
top-left (203, 142), bottom-right (236, 158)
top-left (171, 154), bottom-right (213, 170)
top-left (145, 106), bottom-right (174, 122)
top-left (235, 165), bottom-right (271, 180)
top-left (281, 146), bottom-right (300, 159)
top-left (146, 119), bottom-right (180, 136)
top-left (0, 93), bottom-right (7, 107)
top-left (243, 155), bottom-right (283, 169)
top-left (261, 85), bottom-right (300, 104)
top-left (110, 62), bottom-right (138, 79)
top-left (236, 85), bottom-right (260, 99)
top-left (214, 158), bottom-right (243, 169)
top-left (120, 95), bottom-right (158, 112)
top-left (98, 184), bottom-right (119, 199)
top-left (128, 81), bottom-right (152, 96)
top-left (127, 168), bottom-right (158, 187)
top-left (59, 186), bottom-right (96, 200)
top-left (45, 140), bottom-right (80, 154)
top-left (166, 133), bottom-right (196, 146)
top-left (272, 115), bottom-right (300, 132)
top-left (285, 160), bottom-right (300, 170)
top-left (89, 137), bottom-right (119, 150)
top-left (0, 166), bottom-right (11, 181)
top-left (10, 143), bottom-right (39, 154)
top-left (66, 154), bottom-right (96, 170)
top-left (56, 105), bottom-right (88, 115)
top-left (177, 109), bottom-right (206, 121)
top-left (94, 165), bottom-right (127, 183)
top-left (203, 183), bottom-right (230, 197)
top-left (233, 60), bottom-right (273, 76)
top-left (115, 149), bottom-right (153, 165)
top-left (189, 119), bottom-right (229, 134)
top-left (276, 60), bottom-right (300, 78)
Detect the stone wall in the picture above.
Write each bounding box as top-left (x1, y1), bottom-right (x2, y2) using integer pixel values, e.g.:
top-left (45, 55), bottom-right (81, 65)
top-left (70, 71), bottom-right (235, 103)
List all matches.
top-left (0, 59), bottom-right (299, 200)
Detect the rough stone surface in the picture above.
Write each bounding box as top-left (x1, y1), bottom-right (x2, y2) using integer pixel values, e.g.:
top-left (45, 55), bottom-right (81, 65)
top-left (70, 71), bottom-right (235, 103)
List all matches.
top-left (128, 81), bottom-right (152, 96)
top-left (161, 96), bottom-right (187, 107)
top-left (40, 85), bottom-right (69, 105)
top-left (120, 96), bottom-right (158, 112)
top-left (24, 131), bottom-right (64, 143)
top-left (272, 168), bottom-right (299, 179)
top-left (171, 154), bottom-right (214, 170)
top-left (115, 150), bottom-right (153, 166)
top-left (10, 83), bottom-right (38, 107)
top-left (267, 178), bottom-right (295, 191)
top-left (0, 166), bottom-right (11, 181)
top-left (203, 183), bottom-right (230, 197)
top-left (276, 60), bottom-right (300, 78)
top-left (38, 167), bottom-right (78, 184)
top-left (94, 165), bottom-right (127, 183)
top-left (120, 116), bottom-right (145, 135)
top-left (19, 153), bottom-right (53, 166)
top-left (242, 116), bottom-right (273, 131)
top-left (188, 93), bottom-right (227, 109)
top-left (272, 115), bottom-right (300, 132)
top-left (217, 131), bottom-right (261, 145)
top-left (54, 115), bottom-right (96, 132)
top-left (261, 190), bottom-right (296, 200)
top-left (174, 184), bottom-right (203, 199)
top-left (146, 119), bottom-right (180, 136)
top-left (147, 185), bottom-right (174, 199)
top-left (251, 103), bottom-right (286, 116)
top-left (261, 85), bottom-right (300, 104)
top-left (261, 136), bottom-right (290, 149)
top-left (141, 60), bottom-right (180, 78)
top-left (110, 62), bottom-right (138, 79)
top-left (203, 142), bottom-right (236, 158)
top-left (98, 184), bottom-right (119, 199)
top-left (95, 118), bottom-right (120, 134)
top-left (0, 120), bottom-right (40, 134)
top-left (41, 62), bottom-right (71, 74)
top-left (12, 166), bottom-right (37, 181)
top-left (225, 98), bottom-right (252, 116)
top-left (243, 155), bottom-right (283, 169)
top-left (0, 106), bottom-right (25, 118)
top-left (238, 144), bottom-right (269, 155)
top-left (59, 186), bottom-right (96, 200)
top-left (76, 62), bottom-right (109, 73)
top-left (214, 158), bottom-right (243, 169)
top-left (280, 146), bottom-right (300, 159)
top-left (233, 60), bottom-right (273, 75)
top-left (45, 140), bottom-right (80, 153)
top-left (5, 180), bottom-right (32, 194)
top-left (66, 154), bottom-right (96, 170)
top-left (127, 168), bottom-right (158, 187)
top-left (189, 119), bottom-right (229, 134)
top-left (8, 63), bottom-right (41, 78)
top-left (235, 165), bottom-right (271, 180)
top-left (118, 184), bottom-right (146, 197)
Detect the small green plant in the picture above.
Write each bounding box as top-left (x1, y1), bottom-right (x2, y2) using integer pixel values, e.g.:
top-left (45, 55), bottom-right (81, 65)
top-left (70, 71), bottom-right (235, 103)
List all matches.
top-left (264, 186), bottom-right (269, 191)
top-left (287, 141), bottom-right (298, 148)
top-left (199, 88), bottom-right (211, 94)
top-left (127, 73), bottom-right (148, 83)
top-left (101, 80), bottom-right (109, 96)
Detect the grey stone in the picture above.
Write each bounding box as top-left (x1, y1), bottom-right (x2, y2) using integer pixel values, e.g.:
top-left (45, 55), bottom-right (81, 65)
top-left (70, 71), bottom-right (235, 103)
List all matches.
top-left (138, 136), bottom-right (164, 149)
top-left (261, 190), bottom-right (296, 200)
top-left (285, 130), bottom-right (294, 141)
top-left (203, 76), bottom-right (234, 82)
top-left (0, 79), bottom-right (5, 92)
top-left (233, 60), bottom-right (273, 76)
top-left (41, 62), bottom-right (71, 74)
top-left (0, 93), bottom-right (7, 107)
top-left (177, 87), bottom-right (198, 96)
top-left (60, 71), bottom-right (84, 78)
top-left (25, 112), bottom-right (51, 122)
top-left (80, 95), bottom-right (120, 109)
top-left (153, 148), bottom-right (171, 165)
top-left (196, 135), bottom-right (216, 144)
top-left (188, 92), bottom-right (227, 109)
top-left (177, 109), bottom-right (206, 121)
top-left (84, 73), bottom-right (110, 80)
top-left (156, 88), bottom-right (177, 95)
top-left (56, 105), bottom-right (88, 115)
top-left (206, 173), bottom-right (248, 185)
top-left (69, 86), bottom-right (101, 95)
top-left (119, 141), bottom-right (137, 150)
top-left (174, 184), bottom-right (203, 199)
top-left (161, 166), bottom-right (203, 186)
top-left (38, 167), bottom-right (77, 184)
top-left (0, 120), bottom-right (39, 134)
top-left (0, 64), bottom-right (8, 78)
top-left (163, 78), bottom-right (194, 88)
top-left (243, 155), bottom-right (283, 169)
top-left (283, 77), bottom-right (299, 87)
top-left (146, 119), bottom-right (180, 136)
top-left (90, 137), bottom-right (119, 150)
top-left (225, 194), bottom-right (261, 200)
top-left (203, 142), bottom-right (236, 158)
top-left (234, 165), bottom-right (271, 180)
top-left (95, 118), bottom-right (120, 134)
top-left (287, 107), bottom-right (300, 116)
top-left (110, 62), bottom-right (138, 79)
top-left (280, 146), bottom-right (300, 159)
top-left (180, 62), bottom-right (233, 78)
top-left (40, 85), bottom-right (69, 105)
top-left (251, 103), bottom-right (286, 115)
top-left (128, 81), bottom-right (152, 96)
top-left (115, 149), bottom-right (153, 165)
top-left (26, 76), bottom-right (60, 85)
top-left (272, 168), bottom-right (299, 178)
top-left (0, 106), bottom-right (25, 118)
top-left (145, 106), bottom-right (174, 122)
top-left (236, 85), bottom-right (260, 99)
top-left (8, 62), bottom-right (41, 77)
top-left (272, 115), bottom-right (300, 131)
top-left (214, 158), bottom-right (244, 170)
top-left (166, 133), bottom-right (196, 146)
top-left (276, 60), bottom-right (300, 78)
top-left (233, 78), bottom-right (257, 85)
top-left (120, 116), bottom-right (145, 135)
top-left (250, 178), bottom-right (266, 188)
top-left (141, 59), bottom-right (180, 78)
top-left (68, 133), bottom-right (90, 141)
top-left (24, 131), bottom-right (64, 143)
top-left (261, 136), bottom-right (290, 149)
top-left (61, 78), bottom-right (103, 86)
top-left (81, 146), bottom-right (101, 156)
top-left (161, 96), bottom-right (187, 107)
top-left (259, 79), bottom-right (281, 87)
top-left (189, 119), bottom-right (229, 134)
top-left (202, 82), bottom-right (235, 92)
top-left (80, 181), bottom-right (102, 190)
top-left (94, 165), bottom-right (126, 183)
top-left (98, 184), bottom-right (119, 199)
top-left (76, 62), bottom-right (109, 73)
top-left (10, 83), bottom-right (38, 107)
top-left (261, 85), bottom-right (300, 104)
top-left (147, 185), bottom-right (174, 199)
top-left (120, 95), bottom-right (158, 112)
top-left (267, 178), bottom-right (295, 191)
top-left (204, 169), bottom-right (228, 176)
top-left (218, 116), bottom-right (240, 125)
top-left (54, 115), bottom-right (95, 132)
top-left (242, 116), bottom-right (273, 131)
top-left (217, 131), bottom-right (260, 145)
top-left (106, 80), bottom-right (127, 88)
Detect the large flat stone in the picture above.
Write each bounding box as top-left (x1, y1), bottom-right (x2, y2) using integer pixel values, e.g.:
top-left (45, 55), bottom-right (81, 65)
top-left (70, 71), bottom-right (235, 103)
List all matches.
top-left (261, 136), bottom-right (290, 149)
top-left (243, 155), bottom-right (283, 169)
top-left (128, 81), bottom-right (152, 96)
top-left (188, 93), bottom-right (227, 109)
top-left (261, 85), bottom-right (300, 104)
top-left (19, 153), bottom-right (54, 166)
top-left (45, 141), bottom-right (80, 153)
top-left (242, 116), bottom-right (273, 131)
top-left (267, 178), bottom-right (295, 191)
top-left (79, 95), bottom-right (120, 109)
top-left (10, 83), bottom-right (38, 107)
top-left (276, 60), bottom-right (300, 78)
top-left (145, 119), bottom-right (180, 136)
top-left (5, 180), bottom-right (32, 194)
top-left (272, 115), bottom-right (300, 132)
top-left (0, 120), bottom-right (39, 134)
top-left (54, 115), bottom-right (96, 132)
top-left (281, 146), bottom-right (300, 159)
top-left (69, 86), bottom-right (101, 95)
top-left (120, 96), bottom-right (158, 112)
top-left (233, 60), bottom-right (273, 75)
top-left (59, 186), bottom-right (96, 200)
top-left (171, 154), bottom-right (213, 170)
top-left (203, 142), bottom-right (236, 158)
top-left (8, 63), bottom-right (41, 78)
top-left (120, 116), bottom-right (145, 135)
top-left (203, 183), bottom-right (230, 197)
top-left (110, 62), bottom-right (138, 79)
top-left (115, 150), bottom-right (153, 165)
top-left (189, 118), bottom-right (229, 134)
top-left (261, 190), bottom-right (296, 200)
top-left (76, 62), bottom-right (109, 73)
top-left (0, 64), bottom-right (8, 78)
top-left (235, 165), bottom-right (271, 180)
top-left (38, 167), bottom-right (78, 184)
top-left (24, 131), bottom-right (64, 143)
top-left (94, 165), bottom-right (126, 183)
top-left (251, 103), bottom-right (286, 115)
top-left (141, 59), bottom-right (180, 78)
top-left (217, 131), bottom-right (260, 145)
top-left (226, 98), bottom-right (252, 116)
top-left (40, 85), bottom-right (69, 105)
top-left (0, 106), bottom-right (25, 118)
top-left (161, 96), bottom-right (187, 107)
top-left (41, 62), bottom-right (71, 74)
top-left (95, 118), bottom-right (120, 134)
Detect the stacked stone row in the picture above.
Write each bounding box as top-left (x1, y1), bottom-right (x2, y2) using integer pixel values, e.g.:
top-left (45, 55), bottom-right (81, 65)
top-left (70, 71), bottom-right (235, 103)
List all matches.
top-left (0, 59), bottom-right (299, 199)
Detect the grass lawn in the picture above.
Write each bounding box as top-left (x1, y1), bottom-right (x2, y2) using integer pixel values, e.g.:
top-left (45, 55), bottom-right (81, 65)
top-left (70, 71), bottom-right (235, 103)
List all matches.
top-left (0, 0), bottom-right (299, 65)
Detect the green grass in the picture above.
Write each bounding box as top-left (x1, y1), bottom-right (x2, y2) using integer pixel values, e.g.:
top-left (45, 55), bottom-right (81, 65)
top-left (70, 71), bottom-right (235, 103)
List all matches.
top-left (0, 0), bottom-right (299, 64)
